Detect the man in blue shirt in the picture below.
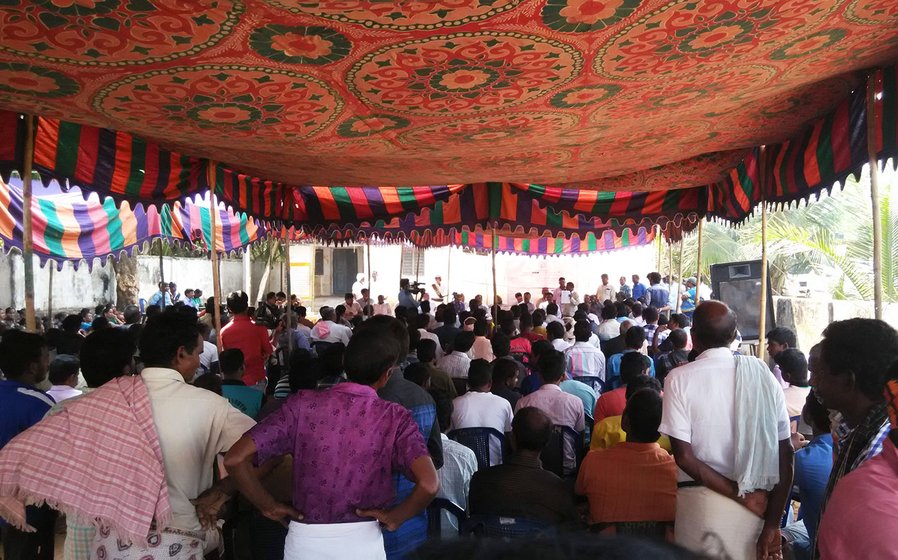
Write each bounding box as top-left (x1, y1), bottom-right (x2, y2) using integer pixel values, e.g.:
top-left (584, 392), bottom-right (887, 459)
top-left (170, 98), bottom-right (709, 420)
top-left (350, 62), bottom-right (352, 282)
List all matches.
top-left (147, 281), bottom-right (173, 308)
top-left (0, 330), bottom-right (56, 559)
top-left (646, 272), bottom-right (670, 312)
top-left (631, 274), bottom-right (647, 303)
top-left (606, 326), bottom-right (655, 389)
top-left (783, 391), bottom-right (834, 560)
top-left (398, 278), bottom-right (421, 313)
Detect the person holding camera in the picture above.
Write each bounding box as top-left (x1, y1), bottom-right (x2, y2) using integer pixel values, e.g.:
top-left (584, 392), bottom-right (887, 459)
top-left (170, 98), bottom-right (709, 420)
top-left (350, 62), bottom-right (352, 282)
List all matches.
top-left (398, 279), bottom-right (421, 312)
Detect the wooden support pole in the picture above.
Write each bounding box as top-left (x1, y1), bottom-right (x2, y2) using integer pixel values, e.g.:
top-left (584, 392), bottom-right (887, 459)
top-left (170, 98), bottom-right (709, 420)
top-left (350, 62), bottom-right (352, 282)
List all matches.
top-left (158, 239), bottom-right (166, 309)
top-left (758, 147), bottom-right (769, 360)
top-left (491, 225), bottom-right (498, 321)
top-left (446, 244), bottom-right (451, 301)
top-left (656, 225), bottom-right (662, 272)
top-left (366, 237), bottom-right (372, 305)
top-left (867, 71), bottom-right (884, 320)
top-left (207, 162), bottom-right (223, 351)
top-left (284, 238), bottom-right (293, 356)
top-left (675, 238), bottom-right (684, 314)
top-left (22, 115), bottom-right (36, 331)
top-left (667, 227), bottom-right (674, 299)
top-left (695, 218), bottom-right (704, 304)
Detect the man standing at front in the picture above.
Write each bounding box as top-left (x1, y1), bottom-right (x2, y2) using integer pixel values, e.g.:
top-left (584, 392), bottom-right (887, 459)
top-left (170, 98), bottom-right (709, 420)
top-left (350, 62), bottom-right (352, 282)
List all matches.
top-left (596, 274), bottom-right (616, 303)
top-left (220, 291), bottom-right (273, 391)
top-left (660, 301), bottom-right (793, 560)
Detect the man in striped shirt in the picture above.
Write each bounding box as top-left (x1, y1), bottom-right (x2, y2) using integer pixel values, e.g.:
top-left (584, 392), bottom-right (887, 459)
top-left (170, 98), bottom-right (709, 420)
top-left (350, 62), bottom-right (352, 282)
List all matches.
top-left (565, 321), bottom-right (606, 382)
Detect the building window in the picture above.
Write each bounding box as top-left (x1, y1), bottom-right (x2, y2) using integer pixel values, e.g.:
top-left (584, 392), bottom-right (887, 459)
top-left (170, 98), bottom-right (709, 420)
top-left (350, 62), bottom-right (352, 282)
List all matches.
top-left (314, 249), bottom-right (324, 275)
top-left (400, 245), bottom-right (425, 279)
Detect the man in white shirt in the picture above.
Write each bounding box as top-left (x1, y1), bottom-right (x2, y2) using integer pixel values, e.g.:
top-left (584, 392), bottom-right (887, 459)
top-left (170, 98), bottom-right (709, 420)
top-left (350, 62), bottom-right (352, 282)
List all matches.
top-left (46, 355), bottom-right (82, 403)
top-left (450, 360), bottom-right (513, 466)
top-left (523, 292), bottom-right (536, 314)
top-left (564, 321), bottom-right (606, 382)
top-left (660, 301), bottom-right (793, 560)
top-left (561, 282), bottom-right (579, 317)
top-left (438, 331), bottom-right (475, 379)
top-left (342, 293), bottom-right (363, 322)
top-left (546, 322), bottom-right (570, 353)
top-left (372, 295), bottom-right (392, 317)
top-left (596, 274), bottom-right (616, 303)
top-left (433, 392), bottom-right (477, 538)
top-left (552, 277), bottom-right (566, 304)
top-left (515, 350), bottom-right (585, 473)
top-left (545, 303), bottom-right (563, 326)
top-left (310, 306), bottom-right (352, 345)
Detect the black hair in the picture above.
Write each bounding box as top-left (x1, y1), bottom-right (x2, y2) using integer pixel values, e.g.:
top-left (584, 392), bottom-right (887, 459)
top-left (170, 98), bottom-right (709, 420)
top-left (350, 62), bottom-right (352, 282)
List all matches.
top-left (647, 272), bottom-right (662, 285)
top-left (80, 308), bottom-right (91, 320)
top-left (417, 338), bottom-right (437, 363)
top-left (145, 304), bottom-right (161, 319)
top-left (91, 316), bottom-right (110, 331)
top-left (344, 329), bottom-right (398, 385)
top-left (467, 359), bottom-right (493, 389)
top-left (442, 307), bottom-right (457, 324)
top-left (546, 302), bottom-right (559, 316)
top-left (820, 318), bottom-right (898, 401)
top-left (219, 348), bottom-right (245, 376)
top-left (669, 313), bottom-right (691, 329)
top-left (626, 375), bottom-right (662, 400)
top-left (288, 349), bottom-right (318, 393)
top-left (519, 313), bottom-right (533, 330)
top-left (643, 307), bottom-right (659, 323)
top-left (473, 319), bottom-right (488, 336)
top-left (774, 348), bottom-right (808, 387)
top-left (574, 321), bottom-right (592, 342)
top-left (335, 304), bottom-right (346, 318)
top-left (601, 305), bottom-right (616, 321)
top-left (499, 317), bottom-right (516, 337)
top-left (512, 407), bottom-right (553, 452)
top-left (803, 389), bottom-right (831, 434)
top-left (193, 373), bottom-right (222, 395)
top-left (0, 330), bottom-right (46, 380)
top-left (432, 389), bottom-right (454, 433)
top-left (624, 326), bottom-right (646, 349)
top-left (416, 313), bottom-right (431, 330)
top-left (453, 330), bottom-right (476, 353)
top-left (420, 300), bottom-right (431, 314)
top-left (546, 321), bottom-right (565, 340)
top-left (49, 355), bottom-right (80, 385)
top-left (631, 302), bottom-right (643, 317)
top-left (355, 315), bottom-right (408, 361)
top-left (766, 327), bottom-right (797, 348)
top-left (620, 351), bottom-right (650, 386)
top-left (624, 388), bottom-right (663, 442)
top-left (62, 314), bottom-right (82, 333)
top-left (531, 339), bottom-right (553, 361)
top-left (405, 362), bottom-right (431, 388)
top-left (123, 305), bottom-right (141, 325)
top-left (668, 329), bottom-right (688, 350)
top-left (491, 331), bottom-right (511, 358)
top-left (265, 291), bottom-right (276, 301)
top-left (319, 342), bottom-right (346, 378)
top-left (538, 350), bottom-right (565, 384)
top-left (80, 328), bottom-right (136, 387)
top-left (138, 309), bottom-right (201, 368)
top-left (492, 358), bottom-right (519, 386)
top-left (344, 292), bottom-right (354, 300)
top-left (226, 291), bottom-right (249, 314)
top-left (532, 309), bottom-right (546, 327)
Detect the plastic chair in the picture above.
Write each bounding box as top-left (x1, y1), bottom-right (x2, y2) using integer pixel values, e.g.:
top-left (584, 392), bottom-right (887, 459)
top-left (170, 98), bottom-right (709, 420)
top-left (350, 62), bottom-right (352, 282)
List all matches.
top-left (463, 515), bottom-right (556, 539)
top-left (312, 340), bottom-right (336, 356)
top-left (539, 425), bottom-right (583, 478)
top-left (448, 427), bottom-right (507, 471)
top-left (427, 497), bottom-right (467, 538)
top-left (573, 376), bottom-right (605, 393)
top-left (590, 521), bottom-right (673, 539)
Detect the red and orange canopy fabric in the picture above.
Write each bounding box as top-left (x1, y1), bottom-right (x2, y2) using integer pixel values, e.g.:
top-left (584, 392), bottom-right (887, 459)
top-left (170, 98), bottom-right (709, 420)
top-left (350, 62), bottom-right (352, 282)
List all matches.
top-left (0, 2), bottom-right (897, 232)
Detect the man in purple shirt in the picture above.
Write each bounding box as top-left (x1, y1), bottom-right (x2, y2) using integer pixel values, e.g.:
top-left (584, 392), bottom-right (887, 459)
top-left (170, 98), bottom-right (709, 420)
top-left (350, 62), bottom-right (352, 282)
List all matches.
top-left (224, 328), bottom-right (440, 559)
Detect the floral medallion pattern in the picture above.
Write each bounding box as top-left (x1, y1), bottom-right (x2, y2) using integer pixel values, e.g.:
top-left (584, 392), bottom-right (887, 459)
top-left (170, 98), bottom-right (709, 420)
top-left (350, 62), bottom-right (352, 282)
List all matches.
top-left (0, 0), bottom-right (242, 65)
top-left (348, 33), bottom-right (583, 116)
top-left (541, 0), bottom-right (640, 33)
top-left (336, 114), bottom-right (410, 138)
top-left (400, 112), bottom-right (579, 148)
top-left (249, 25), bottom-right (351, 65)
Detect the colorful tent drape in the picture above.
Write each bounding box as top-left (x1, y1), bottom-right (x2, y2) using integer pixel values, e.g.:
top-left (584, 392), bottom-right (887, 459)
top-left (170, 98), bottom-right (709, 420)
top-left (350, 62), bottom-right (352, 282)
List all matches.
top-left (0, 177), bottom-right (262, 269)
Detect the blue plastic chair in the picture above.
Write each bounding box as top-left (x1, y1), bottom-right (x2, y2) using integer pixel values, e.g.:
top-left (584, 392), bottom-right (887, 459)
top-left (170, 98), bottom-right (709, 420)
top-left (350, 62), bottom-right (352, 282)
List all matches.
top-left (463, 515), bottom-right (556, 539)
top-left (448, 427), bottom-right (507, 471)
top-left (427, 497), bottom-right (467, 538)
top-left (539, 425), bottom-right (583, 478)
top-left (574, 375), bottom-right (605, 393)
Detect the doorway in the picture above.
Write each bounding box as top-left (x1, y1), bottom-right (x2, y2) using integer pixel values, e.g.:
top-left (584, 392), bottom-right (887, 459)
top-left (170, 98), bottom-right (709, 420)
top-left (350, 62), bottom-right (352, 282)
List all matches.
top-left (331, 249), bottom-right (358, 295)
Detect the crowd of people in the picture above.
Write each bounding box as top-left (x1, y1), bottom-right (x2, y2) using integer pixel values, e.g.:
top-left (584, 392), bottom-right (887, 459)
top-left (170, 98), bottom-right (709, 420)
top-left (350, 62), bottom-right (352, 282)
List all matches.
top-left (0, 269), bottom-right (896, 560)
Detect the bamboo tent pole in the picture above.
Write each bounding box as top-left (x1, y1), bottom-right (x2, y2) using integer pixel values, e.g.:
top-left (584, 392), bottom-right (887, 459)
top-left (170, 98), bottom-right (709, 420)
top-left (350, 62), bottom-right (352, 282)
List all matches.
top-left (446, 244), bottom-right (451, 300)
top-left (867, 71), bottom-right (884, 320)
top-left (667, 227), bottom-right (674, 299)
top-left (656, 225), bottom-right (662, 271)
top-left (675, 238), bottom-right (684, 314)
top-left (758, 146), bottom-right (770, 360)
top-left (284, 238), bottom-right (293, 356)
top-left (207, 162), bottom-right (223, 352)
top-left (366, 237), bottom-right (372, 305)
top-left (695, 219), bottom-right (704, 304)
top-left (22, 116), bottom-right (36, 331)
top-left (491, 224), bottom-right (498, 322)
top-left (158, 239), bottom-right (165, 310)
top-left (48, 265), bottom-right (53, 329)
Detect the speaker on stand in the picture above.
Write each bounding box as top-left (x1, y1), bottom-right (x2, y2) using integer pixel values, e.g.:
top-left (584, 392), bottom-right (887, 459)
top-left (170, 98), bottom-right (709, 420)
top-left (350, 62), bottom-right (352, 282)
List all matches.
top-left (709, 260), bottom-right (776, 355)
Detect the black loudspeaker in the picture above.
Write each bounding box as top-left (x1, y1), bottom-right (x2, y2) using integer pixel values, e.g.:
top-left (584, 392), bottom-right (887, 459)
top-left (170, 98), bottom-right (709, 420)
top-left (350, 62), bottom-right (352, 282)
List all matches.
top-left (709, 260), bottom-right (775, 341)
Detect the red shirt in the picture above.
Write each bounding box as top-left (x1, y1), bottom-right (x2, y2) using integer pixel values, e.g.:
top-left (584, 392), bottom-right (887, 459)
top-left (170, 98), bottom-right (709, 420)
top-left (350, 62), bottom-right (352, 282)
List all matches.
top-left (220, 315), bottom-right (272, 385)
top-left (594, 387), bottom-right (627, 422)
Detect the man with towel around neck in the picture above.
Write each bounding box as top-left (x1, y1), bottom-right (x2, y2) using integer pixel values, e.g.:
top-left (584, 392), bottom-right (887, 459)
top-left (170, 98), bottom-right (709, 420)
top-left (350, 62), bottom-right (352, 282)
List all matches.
top-left (660, 301), bottom-right (793, 560)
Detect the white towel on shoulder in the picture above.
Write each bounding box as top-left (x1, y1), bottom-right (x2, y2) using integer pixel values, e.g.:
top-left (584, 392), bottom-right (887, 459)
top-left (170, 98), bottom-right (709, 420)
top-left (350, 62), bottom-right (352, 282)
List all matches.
top-left (733, 354), bottom-right (782, 497)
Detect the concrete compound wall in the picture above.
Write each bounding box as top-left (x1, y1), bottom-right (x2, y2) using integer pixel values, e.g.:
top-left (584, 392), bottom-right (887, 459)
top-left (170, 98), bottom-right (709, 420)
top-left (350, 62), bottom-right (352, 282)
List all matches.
top-left (774, 296), bottom-right (898, 351)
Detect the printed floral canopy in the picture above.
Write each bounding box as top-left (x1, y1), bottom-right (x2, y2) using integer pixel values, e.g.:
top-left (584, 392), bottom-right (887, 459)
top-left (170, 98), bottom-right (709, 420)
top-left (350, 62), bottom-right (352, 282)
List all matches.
top-left (0, 1), bottom-right (897, 234)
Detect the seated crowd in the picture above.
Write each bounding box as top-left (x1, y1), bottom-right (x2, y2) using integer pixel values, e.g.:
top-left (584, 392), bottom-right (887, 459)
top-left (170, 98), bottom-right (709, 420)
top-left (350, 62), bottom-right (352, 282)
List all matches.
top-left (0, 272), bottom-right (896, 560)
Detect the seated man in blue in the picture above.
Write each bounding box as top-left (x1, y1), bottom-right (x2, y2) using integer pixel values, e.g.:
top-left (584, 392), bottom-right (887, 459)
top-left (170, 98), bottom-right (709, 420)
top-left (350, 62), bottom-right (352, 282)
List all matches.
top-left (606, 326), bottom-right (655, 389)
top-left (220, 348), bottom-right (263, 420)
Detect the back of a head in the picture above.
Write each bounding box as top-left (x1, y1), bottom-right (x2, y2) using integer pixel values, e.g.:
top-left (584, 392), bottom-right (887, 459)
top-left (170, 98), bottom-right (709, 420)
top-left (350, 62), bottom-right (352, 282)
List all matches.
top-left (620, 351), bottom-right (649, 386)
top-left (416, 313), bottom-right (431, 330)
top-left (453, 330), bottom-right (476, 353)
top-left (538, 350), bottom-right (565, 384)
top-left (49, 354), bottom-right (80, 385)
top-left (631, 302), bottom-right (643, 317)
top-left (138, 309), bottom-right (201, 368)
top-left (491, 331), bottom-right (511, 358)
top-left (433, 390), bottom-right (454, 433)
top-left (467, 359), bottom-right (493, 389)
top-left (691, 301), bottom-right (737, 350)
top-left (344, 328), bottom-right (398, 385)
top-left (0, 330), bottom-right (46, 380)
top-left (601, 305), bottom-right (616, 321)
top-left (574, 320), bottom-right (592, 342)
top-left (91, 316), bottom-right (110, 331)
top-left (773, 348), bottom-right (808, 387)
top-left (404, 362), bottom-right (431, 388)
top-left (615, 302), bottom-right (630, 318)
top-left (643, 307), bottom-right (659, 324)
top-left (647, 272), bottom-right (661, 285)
top-left (573, 310), bottom-right (588, 324)
top-left (356, 314), bottom-right (409, 357)
top-left (532, 309), bottom-right (546, 327)
top-left (670, 313), bottom-right (690, 329)
top-left (531, 339), bottom-right (553, 361)
top-left (123, 305), bottom-right (141, 325)
top-left (820, 318), bottom-right (898, 401)
top-left (442, 307), bottom-right (457, 325)
top-left (624, 388), bottom-right (663, 442)
top-left (62, 314), bottom-right (82, 333)
top-left (492, 358), bottom-right (518, 387)
top-left (319, 342), bottom-right (346, 377)
top-left (80, 328), bottom-right (136, 387)
top-left (624, 325), bottom-right (646, 349)
top-left (226, 291), bottom-right (249, 314)
top-left (519, 313), bottom-right (533, 330)
top-left (546, 321), bottom-right (565, 341)
top-left (626, 375), bottom-right (662, 400)
top-left (473, 319), bottom-right (488, 337)
top-left (288, 349), bottom-right (317, 392)
top-left (417, 338), bottom-right (437, 363)
top-left (546, 302), bottom-right (559, 316)
top-left (219, 348), bottom-right (245, 377)
top-left (668, 328), bottom-right (688, 350)
top-left (499, 317), bottom-right (516, 337)
top-left (512, 407), bottom-right (553, 452)
top-left (767, 326), bottom-right (797, 348)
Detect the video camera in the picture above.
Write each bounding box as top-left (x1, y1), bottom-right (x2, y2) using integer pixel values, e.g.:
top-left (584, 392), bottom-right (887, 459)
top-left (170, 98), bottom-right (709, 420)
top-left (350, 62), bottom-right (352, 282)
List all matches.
top-left (409, 281), bottom-right (427, 295)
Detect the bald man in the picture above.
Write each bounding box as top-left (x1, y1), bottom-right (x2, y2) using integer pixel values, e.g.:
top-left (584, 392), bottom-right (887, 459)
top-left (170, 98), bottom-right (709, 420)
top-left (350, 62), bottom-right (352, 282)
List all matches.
top-left (660, 301), bottom-right (793, 560)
